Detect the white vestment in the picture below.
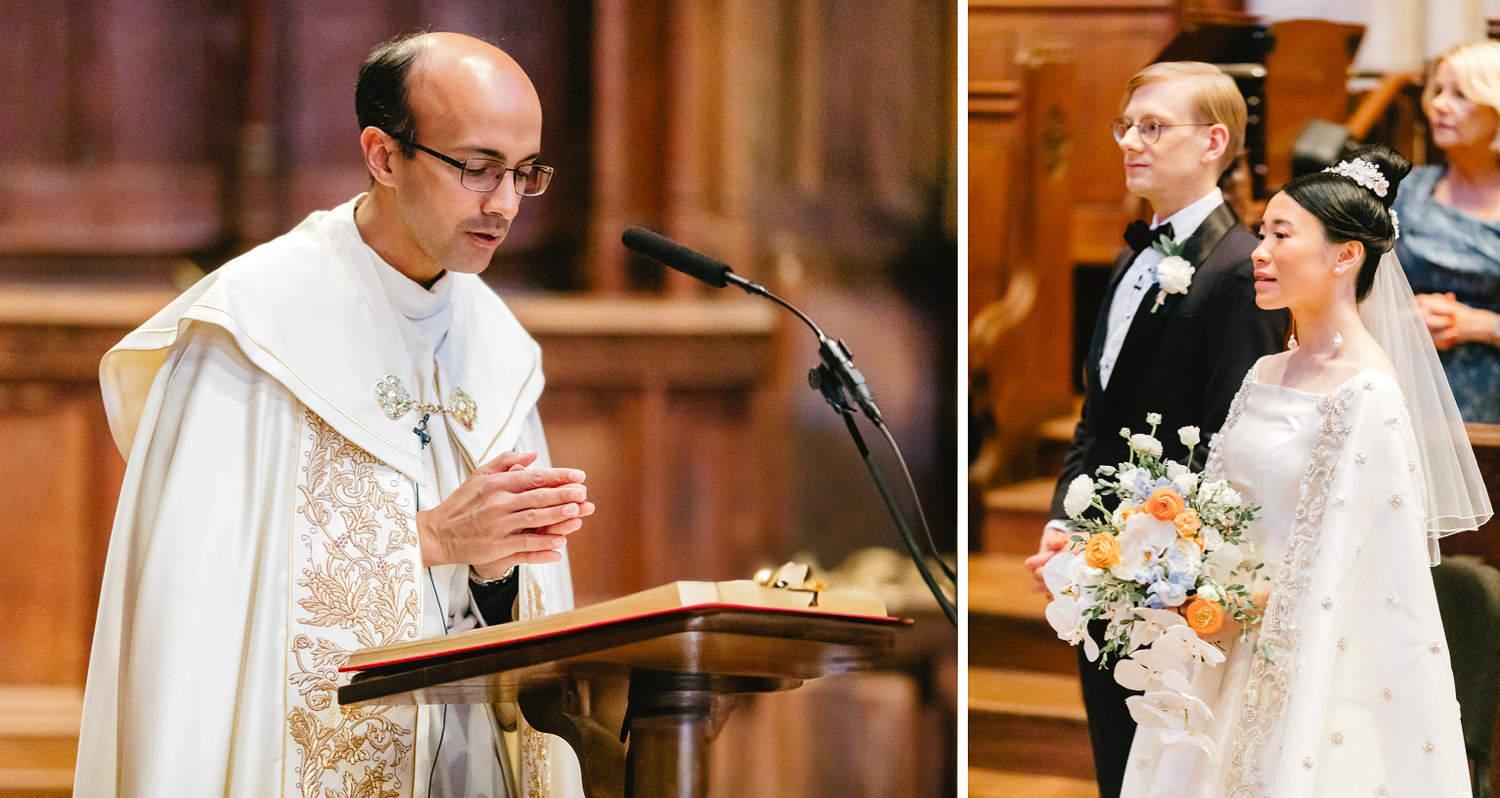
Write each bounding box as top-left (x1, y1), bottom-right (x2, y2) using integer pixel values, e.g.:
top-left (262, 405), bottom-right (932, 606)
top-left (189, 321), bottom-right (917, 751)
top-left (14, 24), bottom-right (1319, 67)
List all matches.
top-left (1121, 362), bottom-right (1469, 797)
top-left (75, 196), bottom-right (583, 798)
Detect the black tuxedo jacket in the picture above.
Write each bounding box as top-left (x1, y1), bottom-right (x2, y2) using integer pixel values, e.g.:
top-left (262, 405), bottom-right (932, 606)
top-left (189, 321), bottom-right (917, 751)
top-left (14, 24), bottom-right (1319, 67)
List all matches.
top-left (1049, 203), bottom-right (1289, 519)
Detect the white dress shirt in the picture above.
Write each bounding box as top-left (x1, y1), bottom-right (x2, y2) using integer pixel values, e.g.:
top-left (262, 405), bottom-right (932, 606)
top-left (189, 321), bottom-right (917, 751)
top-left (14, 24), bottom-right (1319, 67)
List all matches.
top-left (1098, 188), bottom-right (1225, 389)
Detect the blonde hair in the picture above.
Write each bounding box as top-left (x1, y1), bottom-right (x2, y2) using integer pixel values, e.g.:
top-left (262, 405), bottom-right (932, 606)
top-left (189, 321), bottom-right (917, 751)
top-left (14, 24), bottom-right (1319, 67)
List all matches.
top-left (1121, 61), bottom-right (1246, 175)
top-left (1423, 40), bottom-right (1500, 154)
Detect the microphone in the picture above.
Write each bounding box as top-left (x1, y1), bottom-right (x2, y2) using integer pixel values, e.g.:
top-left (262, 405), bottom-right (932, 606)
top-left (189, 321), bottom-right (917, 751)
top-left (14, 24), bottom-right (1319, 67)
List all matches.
top-left (620, 226), bottom-right (881, 424)
top-left (621, 227), bottom-right (761, 293)
top-left (619, 228), bottom-right (947, 621)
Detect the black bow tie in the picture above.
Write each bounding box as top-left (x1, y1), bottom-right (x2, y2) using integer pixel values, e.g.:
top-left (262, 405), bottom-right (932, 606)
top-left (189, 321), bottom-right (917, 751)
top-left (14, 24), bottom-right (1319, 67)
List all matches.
top-left (1124, 220), bottom-right (1175, 254)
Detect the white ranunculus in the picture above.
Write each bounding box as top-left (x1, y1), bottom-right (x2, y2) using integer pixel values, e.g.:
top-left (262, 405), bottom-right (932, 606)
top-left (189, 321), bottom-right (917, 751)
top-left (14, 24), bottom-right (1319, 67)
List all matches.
top-left (1166, 461), bottom-right (1188, 479)
top-left (1064, 474), bottom-right (1095, 518)
top-left (1130, 434), bottom-right (1163, 458)
top-left (1169, 539), bottom-right (1203, 577)
top-left (1156, 256), bottom-right (1196, 294)
top-left (1199, 525), bottom-right (1225, 550)
top-left (1146, 412), bottom-right (1163, 426)
top-left (1173, 471), bottom-right (1200, 496)
top-left (1179, 426), bottom-right (1201, 447)
top-left (1196, 583), bottom-right (1221, 603)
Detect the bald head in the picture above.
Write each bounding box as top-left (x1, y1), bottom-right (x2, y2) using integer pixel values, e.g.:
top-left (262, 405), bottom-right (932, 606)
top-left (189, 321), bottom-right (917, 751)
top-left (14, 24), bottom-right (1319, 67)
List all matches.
top-left (355, 32), bottom-right (540, 159)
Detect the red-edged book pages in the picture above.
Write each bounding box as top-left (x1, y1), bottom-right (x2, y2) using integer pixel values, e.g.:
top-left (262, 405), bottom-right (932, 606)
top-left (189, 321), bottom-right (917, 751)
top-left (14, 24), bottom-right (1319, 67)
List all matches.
top-left (340, 580), bottom-right (891, 672)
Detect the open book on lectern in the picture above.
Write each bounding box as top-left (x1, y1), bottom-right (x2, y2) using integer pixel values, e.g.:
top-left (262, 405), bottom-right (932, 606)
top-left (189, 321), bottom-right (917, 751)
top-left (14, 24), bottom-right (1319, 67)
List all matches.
top-left (339, 577), bottom-right (896, 673)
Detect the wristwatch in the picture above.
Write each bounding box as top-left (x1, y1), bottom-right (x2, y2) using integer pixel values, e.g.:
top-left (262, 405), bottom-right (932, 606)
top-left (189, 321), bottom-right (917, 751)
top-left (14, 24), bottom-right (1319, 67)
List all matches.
top-left (468, 565), bottom-right (516, 587)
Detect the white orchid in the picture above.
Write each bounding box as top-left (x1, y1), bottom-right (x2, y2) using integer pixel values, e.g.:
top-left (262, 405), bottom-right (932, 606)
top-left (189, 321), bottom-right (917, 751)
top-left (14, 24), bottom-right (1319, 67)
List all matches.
top-left (1109, 513), bottom-right (1177, 581)
top-left (1125, 607), bottom-right (1187, 652)
top-left (1126, 689), bottom-right (1218, 757)
top-left (1152, 623), bottom-right (1226, 667)
top-left (1045, 594), bottom-right (1100, 662)
top-left (1042, 549), bottom-right (1080, 598)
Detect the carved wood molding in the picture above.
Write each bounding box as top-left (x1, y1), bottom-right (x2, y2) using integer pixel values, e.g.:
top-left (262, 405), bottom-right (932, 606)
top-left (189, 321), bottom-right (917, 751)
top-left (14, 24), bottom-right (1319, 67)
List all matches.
top-left (968, 80), bottom-right (1021, 117)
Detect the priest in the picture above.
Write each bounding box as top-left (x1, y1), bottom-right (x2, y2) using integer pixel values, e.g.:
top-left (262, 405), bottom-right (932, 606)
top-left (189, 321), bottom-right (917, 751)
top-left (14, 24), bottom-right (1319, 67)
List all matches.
top-left (74, 32), bottom-right (590, 797)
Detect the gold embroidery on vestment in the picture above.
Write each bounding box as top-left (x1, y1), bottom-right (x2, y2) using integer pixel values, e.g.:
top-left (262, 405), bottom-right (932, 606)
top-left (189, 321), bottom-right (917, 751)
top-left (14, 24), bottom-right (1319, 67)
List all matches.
top-left (286, 410), bottom-right (421, 797)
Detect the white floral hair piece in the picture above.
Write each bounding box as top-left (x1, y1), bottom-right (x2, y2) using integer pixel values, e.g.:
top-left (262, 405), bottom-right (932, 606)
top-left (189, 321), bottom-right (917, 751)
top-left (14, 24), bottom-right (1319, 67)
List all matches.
top-left (1323, 158), bottom-right (1389, 197)
top-left (1390, 207), bottom-right (1400, 240)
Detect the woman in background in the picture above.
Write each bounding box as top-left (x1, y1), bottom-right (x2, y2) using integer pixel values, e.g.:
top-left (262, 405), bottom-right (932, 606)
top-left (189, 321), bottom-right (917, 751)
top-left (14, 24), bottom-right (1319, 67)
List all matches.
top-left (1394, 39), bottom-right (1500, 422)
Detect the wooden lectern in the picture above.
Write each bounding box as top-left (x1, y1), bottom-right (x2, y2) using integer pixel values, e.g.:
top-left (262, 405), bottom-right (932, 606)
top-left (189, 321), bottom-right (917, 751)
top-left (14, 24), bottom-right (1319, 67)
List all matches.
top-left (337, 579), bottom-right (908, 798)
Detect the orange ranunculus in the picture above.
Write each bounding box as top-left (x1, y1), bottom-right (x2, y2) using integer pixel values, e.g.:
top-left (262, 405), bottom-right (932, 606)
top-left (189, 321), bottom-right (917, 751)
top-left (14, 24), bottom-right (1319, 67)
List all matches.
top-left (1147, 487), bottom-right (1186, 521)
top-left (1120, 506), bottom-right (1140, 522)
top-left (1174, 508), bottom-right (1202, 541)
top-left (1182, 597), bottom-right (1225, 636)
top-left (1083, 532), bottom-right (1123, 569)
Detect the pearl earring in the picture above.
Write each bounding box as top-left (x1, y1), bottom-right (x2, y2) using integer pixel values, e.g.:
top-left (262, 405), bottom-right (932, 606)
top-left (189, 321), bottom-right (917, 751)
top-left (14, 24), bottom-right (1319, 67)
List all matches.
top-left (1288, 332), bottom-right (1298, 350)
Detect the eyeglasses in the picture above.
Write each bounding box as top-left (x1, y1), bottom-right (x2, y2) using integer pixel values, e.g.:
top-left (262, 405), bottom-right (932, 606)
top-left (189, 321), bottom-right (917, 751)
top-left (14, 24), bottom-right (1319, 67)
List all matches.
top-left (1110, 117), bottom-right (1213, 145)
top-left (391, 134), bottom-right (554, 195)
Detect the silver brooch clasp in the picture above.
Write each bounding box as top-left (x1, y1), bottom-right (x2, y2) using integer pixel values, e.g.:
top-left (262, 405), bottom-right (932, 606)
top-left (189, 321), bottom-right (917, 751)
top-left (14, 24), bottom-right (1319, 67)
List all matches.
top-left (373, 375), bottom-right (478, 431)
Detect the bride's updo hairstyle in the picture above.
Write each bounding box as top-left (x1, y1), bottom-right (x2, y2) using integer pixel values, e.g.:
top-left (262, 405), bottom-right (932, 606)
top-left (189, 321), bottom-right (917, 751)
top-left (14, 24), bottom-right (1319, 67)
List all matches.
top-left (1280, 144), bottom-right (1412, 301)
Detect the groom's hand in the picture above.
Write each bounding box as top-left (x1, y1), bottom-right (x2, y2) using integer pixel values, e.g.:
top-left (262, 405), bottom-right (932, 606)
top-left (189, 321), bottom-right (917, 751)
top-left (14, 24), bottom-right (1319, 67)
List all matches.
top-left (1023, 525), bottom-right (1070, 595)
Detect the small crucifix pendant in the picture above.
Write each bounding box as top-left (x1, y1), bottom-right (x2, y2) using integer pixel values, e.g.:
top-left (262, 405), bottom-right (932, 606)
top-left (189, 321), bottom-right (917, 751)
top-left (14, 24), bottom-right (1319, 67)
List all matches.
top-left (413, 413), bottom-right (432, 449)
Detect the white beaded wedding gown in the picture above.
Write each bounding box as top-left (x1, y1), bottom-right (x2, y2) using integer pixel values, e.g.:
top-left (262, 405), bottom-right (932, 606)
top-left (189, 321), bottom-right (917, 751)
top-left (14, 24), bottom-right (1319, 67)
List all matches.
top-left (1119, 358), bottom-right (1470, 798)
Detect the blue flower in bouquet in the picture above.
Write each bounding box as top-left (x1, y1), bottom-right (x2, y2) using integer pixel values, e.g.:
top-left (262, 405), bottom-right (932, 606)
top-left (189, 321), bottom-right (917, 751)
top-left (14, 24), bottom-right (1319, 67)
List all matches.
top-left (1132, 475), bottom-right (1179, 507)
top-left (1146, 574), bottom-right (1190, 609)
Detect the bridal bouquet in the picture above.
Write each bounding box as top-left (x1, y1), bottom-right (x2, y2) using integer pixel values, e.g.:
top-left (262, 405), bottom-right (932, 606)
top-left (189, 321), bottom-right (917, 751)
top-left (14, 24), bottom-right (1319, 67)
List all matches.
top-left (1043, 413), bottom-right (1264, 755)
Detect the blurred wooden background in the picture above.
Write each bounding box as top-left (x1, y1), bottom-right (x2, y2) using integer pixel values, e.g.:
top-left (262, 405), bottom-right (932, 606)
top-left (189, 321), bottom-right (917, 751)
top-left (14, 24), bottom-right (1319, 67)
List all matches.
top-left (0, 1), bottom-right (958, 795)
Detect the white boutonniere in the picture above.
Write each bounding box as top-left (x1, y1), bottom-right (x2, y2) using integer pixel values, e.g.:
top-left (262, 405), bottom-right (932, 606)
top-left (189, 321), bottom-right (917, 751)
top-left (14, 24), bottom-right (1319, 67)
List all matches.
top-left (1150, 236), bottom-right (1194, 312)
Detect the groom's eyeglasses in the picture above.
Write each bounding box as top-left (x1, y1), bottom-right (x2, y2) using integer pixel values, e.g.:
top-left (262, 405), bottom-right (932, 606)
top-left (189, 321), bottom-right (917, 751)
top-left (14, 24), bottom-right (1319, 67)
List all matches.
top-left (1111, 117), bottom-right (1213, 145)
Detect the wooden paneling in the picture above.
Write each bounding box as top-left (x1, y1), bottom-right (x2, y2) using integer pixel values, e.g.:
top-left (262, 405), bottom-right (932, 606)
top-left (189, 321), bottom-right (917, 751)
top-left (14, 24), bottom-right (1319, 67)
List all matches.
top-left (0, 1), bottom-right (234, 256)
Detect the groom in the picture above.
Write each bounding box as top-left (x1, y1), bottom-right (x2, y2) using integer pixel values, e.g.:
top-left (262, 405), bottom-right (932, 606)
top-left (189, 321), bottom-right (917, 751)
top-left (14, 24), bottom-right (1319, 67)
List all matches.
top-left (1023, 61), bottom-right (1288, 797)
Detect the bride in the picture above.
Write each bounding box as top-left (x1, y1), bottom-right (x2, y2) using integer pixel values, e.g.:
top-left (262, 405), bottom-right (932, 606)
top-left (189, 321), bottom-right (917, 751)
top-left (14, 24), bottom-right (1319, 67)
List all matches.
top-left (1120, 145), bottom-right (1492, 797)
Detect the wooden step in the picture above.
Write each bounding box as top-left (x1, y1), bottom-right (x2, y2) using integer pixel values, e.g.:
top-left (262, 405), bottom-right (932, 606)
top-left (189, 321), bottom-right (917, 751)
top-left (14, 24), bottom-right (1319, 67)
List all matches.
top-left (968, 768), bottom-right (1097, 798)
top-left (0, 685), bottom-right (80, 798)
top-left (1036, 412), bottom-right (1080, 478)
top-left (968, 552), bottom-right (1076, 674)
top-left (968, 667), bottom-right (1093, 780)
top-left (981, 477), bottom-right (1058, 555)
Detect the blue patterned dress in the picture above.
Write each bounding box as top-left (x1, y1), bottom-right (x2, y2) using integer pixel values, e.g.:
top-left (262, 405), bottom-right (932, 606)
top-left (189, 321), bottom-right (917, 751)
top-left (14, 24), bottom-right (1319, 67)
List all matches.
top-left (1393, 164), bottom-right (1500, 423)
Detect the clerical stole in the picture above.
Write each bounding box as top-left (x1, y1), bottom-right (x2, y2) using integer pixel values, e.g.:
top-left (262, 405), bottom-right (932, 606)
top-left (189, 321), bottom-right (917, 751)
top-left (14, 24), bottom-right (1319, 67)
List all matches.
top-left (284, 410), bottom-right (422, 795)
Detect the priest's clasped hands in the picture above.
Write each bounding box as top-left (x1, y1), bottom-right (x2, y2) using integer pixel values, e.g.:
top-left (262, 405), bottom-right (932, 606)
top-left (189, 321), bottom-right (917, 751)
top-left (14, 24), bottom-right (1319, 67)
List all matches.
top-left (415, 451), bottom-right (594, 580)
